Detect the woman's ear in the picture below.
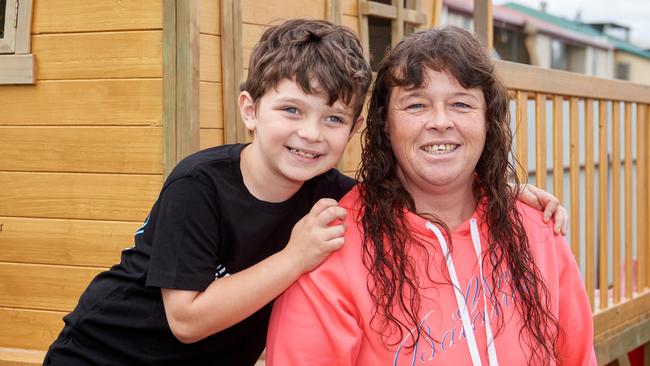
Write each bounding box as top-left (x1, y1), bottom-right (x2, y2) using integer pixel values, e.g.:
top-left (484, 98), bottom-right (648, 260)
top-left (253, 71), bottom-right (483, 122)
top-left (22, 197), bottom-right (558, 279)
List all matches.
top-left (239, 91), bottom-right (257, 132)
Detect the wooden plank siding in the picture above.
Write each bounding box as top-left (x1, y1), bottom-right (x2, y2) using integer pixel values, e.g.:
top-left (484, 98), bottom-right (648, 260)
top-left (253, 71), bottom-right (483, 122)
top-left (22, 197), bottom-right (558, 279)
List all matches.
top-left (0, 172), bottom-right (161, 221)
top-left (0, 263), bottom-right (103, 312)
top-left (0, 127), bottom-right (162, 174)
top-left (0, 79), bottom-right (162, 126)
top-left (32, 31), bottom-right (163, 80)
top-left (32, 1), bottom-right (162, 33)
top-left (0, 307), bottom-right (65, 350)
top-left (0, 1), bottom-right (165, 359)
top-left (0, 217), bottom-right (138, 267)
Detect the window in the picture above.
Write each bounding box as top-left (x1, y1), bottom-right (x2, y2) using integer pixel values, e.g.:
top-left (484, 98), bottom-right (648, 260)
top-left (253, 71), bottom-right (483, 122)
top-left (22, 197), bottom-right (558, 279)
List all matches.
top-left (616, 62), bottom-right (630, 80)
top-left (359, 1), bottom-right (427, 71)
top-left (550, 39), bottom-right (567, 70)
top-left (0, 0), bottom-right (34, 84)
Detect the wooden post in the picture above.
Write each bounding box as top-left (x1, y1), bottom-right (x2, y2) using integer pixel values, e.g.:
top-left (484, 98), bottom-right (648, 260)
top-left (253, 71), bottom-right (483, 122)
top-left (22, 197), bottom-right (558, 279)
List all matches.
top-left (327, 0), bottom-right (342, 24)
top-left (431, 0), bottom-right (443, 27)
top-left (221, 0), bottom-right (244, 144)
top-left (163, 0), bottom-right (200, 178)
top-left (473, 0), bottom-right (493, 50)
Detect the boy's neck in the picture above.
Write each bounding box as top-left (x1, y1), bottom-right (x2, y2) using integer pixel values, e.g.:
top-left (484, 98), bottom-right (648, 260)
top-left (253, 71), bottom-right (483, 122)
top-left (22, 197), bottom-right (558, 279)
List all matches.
top-left (240, 144), bottom-right (304, 203)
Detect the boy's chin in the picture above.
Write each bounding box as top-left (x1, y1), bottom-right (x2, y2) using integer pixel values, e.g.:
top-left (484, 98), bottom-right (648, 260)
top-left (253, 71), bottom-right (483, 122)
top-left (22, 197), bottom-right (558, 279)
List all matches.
top-left (280, 165), bottom-right (330, 184)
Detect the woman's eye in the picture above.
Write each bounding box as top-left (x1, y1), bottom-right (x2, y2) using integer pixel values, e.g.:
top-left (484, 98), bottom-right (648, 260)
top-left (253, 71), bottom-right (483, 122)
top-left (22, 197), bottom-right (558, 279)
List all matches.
top-left (452, 102), bottom-right (471, 109)
top-left (283, 107), bottom-right (299, 114)
top-left (406, 103), bottom-right (425, 110)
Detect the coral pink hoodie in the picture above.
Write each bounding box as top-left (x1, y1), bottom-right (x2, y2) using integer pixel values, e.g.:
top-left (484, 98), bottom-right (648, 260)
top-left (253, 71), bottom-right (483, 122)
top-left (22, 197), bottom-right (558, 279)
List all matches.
top-left (267, 186), bottom-right (596, 365)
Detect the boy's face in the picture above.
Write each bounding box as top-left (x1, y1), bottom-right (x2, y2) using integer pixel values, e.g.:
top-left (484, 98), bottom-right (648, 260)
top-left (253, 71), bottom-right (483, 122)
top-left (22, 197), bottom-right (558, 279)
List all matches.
top-left (240, 79), bottom-right (361, 184)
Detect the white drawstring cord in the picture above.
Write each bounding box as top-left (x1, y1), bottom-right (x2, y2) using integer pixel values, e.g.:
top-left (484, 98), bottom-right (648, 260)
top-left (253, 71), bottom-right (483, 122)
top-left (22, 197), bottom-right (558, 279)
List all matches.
top-left (425, 220), bottom-right (499, 366)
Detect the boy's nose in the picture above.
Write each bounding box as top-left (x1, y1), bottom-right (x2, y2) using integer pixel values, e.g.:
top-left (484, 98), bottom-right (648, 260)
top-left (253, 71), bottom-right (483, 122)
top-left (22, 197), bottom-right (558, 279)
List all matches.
top-left (296, 119), bottom-right (323, 142)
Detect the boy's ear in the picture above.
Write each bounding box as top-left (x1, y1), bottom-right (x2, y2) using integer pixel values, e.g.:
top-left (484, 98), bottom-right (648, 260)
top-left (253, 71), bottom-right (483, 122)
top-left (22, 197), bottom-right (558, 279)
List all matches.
top-left (238, 91), bottom-right (257, 132)
top-left (349, 116), bottom-right (364, 140)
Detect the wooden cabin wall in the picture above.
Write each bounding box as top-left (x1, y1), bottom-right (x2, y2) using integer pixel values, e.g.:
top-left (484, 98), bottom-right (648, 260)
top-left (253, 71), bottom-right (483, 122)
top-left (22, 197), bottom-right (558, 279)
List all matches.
top-left (199, 0), bottom-right (225, 150)
top-left (0, 0), bottom-right (164, 351)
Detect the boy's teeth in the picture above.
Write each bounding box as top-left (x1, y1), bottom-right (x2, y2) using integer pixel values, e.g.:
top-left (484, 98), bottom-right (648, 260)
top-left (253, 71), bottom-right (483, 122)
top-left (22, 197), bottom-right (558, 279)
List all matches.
top-left (423, 144), bottom-right (457, 154)
top-left (289, 147), bottom-right (319, 159)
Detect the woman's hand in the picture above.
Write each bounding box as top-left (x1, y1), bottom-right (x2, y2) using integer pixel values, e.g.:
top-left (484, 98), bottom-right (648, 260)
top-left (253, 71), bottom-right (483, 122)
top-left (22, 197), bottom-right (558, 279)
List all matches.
top-left (517, 184), bottom-right (568, 235)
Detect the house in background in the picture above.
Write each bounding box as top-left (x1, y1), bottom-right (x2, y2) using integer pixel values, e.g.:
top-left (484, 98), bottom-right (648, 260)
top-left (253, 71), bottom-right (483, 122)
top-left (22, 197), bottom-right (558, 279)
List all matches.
top-left (440, 0), bottom-right (650, 85)
top-left (588, 22), bottom-right (650, 84)
top-left (441, 0), bottom-right (614, 77)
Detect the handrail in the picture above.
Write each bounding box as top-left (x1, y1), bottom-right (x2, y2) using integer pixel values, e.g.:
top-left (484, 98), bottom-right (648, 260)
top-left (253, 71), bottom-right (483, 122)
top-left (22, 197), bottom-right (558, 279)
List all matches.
top-left (496, 60), bottom-right (650, 103)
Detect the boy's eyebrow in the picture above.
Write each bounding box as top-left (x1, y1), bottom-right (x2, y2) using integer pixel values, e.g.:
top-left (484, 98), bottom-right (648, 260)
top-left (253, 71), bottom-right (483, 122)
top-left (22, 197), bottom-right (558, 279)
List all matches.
top-left (277, 97), bottom-right (353, 117)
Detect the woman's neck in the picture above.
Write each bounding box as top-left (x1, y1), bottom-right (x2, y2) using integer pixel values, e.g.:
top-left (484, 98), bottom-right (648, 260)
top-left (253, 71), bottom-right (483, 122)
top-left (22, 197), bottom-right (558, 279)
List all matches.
top-left (411, 184), bottom-right (477, 231)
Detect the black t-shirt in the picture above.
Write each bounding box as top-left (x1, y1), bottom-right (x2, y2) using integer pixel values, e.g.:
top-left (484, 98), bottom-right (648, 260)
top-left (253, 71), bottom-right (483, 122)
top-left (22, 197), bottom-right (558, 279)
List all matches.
top-left (54, 144), bottom-right (356, 365)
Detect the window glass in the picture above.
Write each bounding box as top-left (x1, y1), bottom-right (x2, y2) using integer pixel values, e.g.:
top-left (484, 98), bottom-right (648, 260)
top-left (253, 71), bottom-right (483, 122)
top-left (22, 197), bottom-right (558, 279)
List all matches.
top-left (368, 16), bottom-right (392, 71)
top-left (551, 39), bottom-right (567, 70)
top-left (0, 0), bottom-right (7, 39)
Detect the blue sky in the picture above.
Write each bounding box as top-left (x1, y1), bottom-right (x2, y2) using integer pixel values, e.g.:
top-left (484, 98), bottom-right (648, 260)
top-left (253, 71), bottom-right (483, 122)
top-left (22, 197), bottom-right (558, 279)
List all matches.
top-left (493, 0), bottom-right (650, 48)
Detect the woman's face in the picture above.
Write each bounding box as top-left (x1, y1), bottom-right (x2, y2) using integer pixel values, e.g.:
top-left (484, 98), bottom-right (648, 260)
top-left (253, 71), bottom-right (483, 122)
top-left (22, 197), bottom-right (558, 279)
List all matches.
top-left (387, 68), bottom-right (487, 198)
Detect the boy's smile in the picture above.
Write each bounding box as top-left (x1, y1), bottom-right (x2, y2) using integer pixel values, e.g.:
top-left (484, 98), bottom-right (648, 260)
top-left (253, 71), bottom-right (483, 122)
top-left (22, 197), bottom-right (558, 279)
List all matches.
top-left (239, 79), bottom-right (360, 202)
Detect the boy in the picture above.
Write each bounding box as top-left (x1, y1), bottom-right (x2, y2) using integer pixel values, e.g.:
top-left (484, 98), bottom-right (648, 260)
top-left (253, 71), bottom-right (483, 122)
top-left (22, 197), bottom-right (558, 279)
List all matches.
top-left (43, 19), bottom-right (371, 366)
top-left (44, 19), bottom-right (564, 366)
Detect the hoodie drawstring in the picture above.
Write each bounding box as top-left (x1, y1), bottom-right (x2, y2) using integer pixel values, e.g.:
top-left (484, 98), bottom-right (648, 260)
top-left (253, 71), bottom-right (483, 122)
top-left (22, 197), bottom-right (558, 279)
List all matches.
top-left (426, 219), bottom-right (499, 366)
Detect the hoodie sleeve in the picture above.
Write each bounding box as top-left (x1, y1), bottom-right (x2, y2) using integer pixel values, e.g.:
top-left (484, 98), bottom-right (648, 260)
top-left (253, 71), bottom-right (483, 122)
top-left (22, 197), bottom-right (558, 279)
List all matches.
top-left (266, 252), bottom-right (362, 366)
top-left (554, 233), bottom-right (597, 365)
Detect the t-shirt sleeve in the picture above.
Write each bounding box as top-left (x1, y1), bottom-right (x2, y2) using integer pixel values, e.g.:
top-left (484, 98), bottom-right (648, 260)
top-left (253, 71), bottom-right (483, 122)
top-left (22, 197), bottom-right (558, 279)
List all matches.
top-left (266, 253), bottom-right (362, 366)
top-left (146, 176), bottom-right (221, 291)
top-left (554, 234), bottom-right (597, 365)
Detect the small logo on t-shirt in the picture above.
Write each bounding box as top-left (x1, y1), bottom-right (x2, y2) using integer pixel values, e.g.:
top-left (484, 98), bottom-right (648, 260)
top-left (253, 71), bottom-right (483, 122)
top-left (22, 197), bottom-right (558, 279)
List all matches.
top-left (215, 264), bottom-right (230, 279)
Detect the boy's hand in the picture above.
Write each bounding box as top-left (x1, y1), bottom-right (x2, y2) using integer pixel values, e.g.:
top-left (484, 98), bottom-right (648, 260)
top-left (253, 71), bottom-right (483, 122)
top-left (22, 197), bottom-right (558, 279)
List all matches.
top-left (285, 198), bottom-right (348, 274)
top-left (518, 184), bottom-right (568, 235)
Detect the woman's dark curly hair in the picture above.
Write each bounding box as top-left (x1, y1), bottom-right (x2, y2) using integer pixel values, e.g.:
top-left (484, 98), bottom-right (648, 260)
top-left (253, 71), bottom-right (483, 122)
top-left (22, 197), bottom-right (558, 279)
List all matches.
top-left (357, 26), bottom-right (561, 364)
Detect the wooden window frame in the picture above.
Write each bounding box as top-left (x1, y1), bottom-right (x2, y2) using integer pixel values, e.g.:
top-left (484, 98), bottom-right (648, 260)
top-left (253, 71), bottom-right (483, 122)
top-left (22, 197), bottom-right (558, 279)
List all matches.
top-left (0, 0), bottom-right (34, 84)
top-left (358, 0), bottom-right (427, 63)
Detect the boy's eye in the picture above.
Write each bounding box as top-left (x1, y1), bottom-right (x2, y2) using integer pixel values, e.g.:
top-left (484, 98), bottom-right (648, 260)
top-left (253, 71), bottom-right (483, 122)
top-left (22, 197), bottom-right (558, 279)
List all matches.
top-left (283, 107), bottom-right (300, 115)
top-left (326, 116), bottom-right (344, 124)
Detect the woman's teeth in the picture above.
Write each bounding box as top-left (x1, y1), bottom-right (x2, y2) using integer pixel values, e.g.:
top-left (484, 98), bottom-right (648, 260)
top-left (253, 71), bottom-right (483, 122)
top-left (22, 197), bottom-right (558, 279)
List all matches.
top-left (423, 144), bottom-right (458, 154)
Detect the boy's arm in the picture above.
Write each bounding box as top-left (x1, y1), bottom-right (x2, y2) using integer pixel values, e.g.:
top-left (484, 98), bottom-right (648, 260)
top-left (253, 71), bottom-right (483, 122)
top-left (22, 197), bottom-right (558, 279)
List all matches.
top-left (517, 184), bottom-right (568, 235)
top-left (161, 198), bottom-right (347, 344)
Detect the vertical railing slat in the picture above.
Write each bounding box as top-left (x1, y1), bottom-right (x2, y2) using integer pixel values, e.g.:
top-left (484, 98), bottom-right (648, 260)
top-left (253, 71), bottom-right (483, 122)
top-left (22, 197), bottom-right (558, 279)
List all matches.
top-left (585, 99), bottom-right (595, 310)
top-left (516, 91), bottom-right (528, 182)
top-left (599, 100), bottom-right (609, 310)
top-left (612, 101), bottom-right (621, 304)
top-left (570, 97), bottom-right (580, 261)
top-left (553, 96), bottom-right (564, 202)
top-left (536, 94), bottom-right (547, 190)
top-left (638, 104), bottom-right (647, 291)
top-left (624, 102), bottom-right (633, 300)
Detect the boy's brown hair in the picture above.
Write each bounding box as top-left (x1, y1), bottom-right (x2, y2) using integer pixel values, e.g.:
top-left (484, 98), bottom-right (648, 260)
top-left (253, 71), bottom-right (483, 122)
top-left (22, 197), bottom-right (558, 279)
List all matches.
top-left (242, 19), bottom-right (371, 119)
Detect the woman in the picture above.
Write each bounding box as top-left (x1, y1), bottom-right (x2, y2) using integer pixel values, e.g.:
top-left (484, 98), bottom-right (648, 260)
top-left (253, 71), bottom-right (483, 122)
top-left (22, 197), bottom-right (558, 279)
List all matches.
top-left (266, 26), bottom-right (595, 365)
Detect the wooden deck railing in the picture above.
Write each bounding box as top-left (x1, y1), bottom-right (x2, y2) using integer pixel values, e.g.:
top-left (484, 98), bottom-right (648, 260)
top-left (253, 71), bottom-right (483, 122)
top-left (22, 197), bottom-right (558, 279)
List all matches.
top-left (497, 60), bottom-right (650, 365)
